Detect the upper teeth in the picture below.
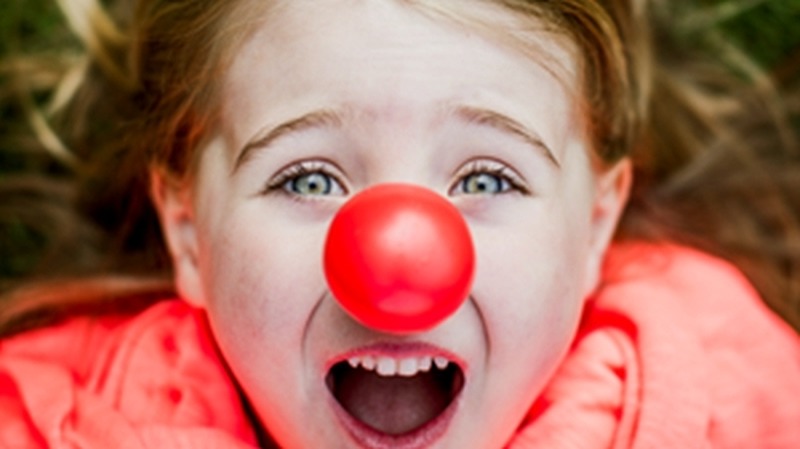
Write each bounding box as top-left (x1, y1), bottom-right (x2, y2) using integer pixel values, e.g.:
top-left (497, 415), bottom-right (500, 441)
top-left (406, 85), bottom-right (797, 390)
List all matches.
top-left (347, 355), bottom-right (450, 377)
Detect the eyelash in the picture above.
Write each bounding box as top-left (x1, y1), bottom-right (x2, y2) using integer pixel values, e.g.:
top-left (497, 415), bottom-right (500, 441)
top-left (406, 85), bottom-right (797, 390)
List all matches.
top-left (262, 160), bottom-right (346, 197)
top-left (262, 159), bottom-right (529, 198)
top-left (450, 159), bottom-right (530, 196)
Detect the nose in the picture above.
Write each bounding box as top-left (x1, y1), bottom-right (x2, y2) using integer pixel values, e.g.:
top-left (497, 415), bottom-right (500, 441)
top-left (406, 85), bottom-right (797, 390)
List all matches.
top-left (323, 183), bottom-right (475, 334)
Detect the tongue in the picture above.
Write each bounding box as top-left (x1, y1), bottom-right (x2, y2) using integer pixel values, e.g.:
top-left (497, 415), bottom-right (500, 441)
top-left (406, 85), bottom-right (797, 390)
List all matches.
top-left (335, 368), bottom-right (450, 435)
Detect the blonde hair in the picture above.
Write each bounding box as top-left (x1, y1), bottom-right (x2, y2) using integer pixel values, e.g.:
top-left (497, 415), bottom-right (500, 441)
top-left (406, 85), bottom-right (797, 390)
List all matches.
top-left (1, 0), bottom-right (798, 333)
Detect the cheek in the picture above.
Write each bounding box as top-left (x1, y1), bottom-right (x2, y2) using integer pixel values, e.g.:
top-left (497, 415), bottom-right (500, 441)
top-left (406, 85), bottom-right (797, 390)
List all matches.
top-left (470, 199), bottom-right (592, 416)
top-left (196, 209), bottom-right (328, 365)
top-left (472, 196), bottom-right (591, 330)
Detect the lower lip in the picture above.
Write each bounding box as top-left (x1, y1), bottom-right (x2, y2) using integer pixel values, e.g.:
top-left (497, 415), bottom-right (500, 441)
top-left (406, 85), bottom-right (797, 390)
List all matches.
top-left (328, 388), bottom-right (461, 449)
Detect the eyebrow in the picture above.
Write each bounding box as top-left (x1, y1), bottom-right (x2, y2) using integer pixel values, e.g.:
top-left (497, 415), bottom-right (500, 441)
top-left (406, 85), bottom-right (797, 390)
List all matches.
top-left (233, 104), bottom-right (560, 172)
top-left (233, 109), bottom-right (343, 172)
top-left (450, 105), bottom-right (560, 168)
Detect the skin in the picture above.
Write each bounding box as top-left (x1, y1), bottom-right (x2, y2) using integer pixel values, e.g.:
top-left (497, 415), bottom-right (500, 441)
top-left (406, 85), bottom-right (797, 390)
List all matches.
top-left (153, 1), bottom-right (631, 448)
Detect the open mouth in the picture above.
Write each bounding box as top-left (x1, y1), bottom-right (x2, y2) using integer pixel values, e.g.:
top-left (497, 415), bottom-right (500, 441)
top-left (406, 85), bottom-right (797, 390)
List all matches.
top-left (326, 353), bottom-right (465, 438)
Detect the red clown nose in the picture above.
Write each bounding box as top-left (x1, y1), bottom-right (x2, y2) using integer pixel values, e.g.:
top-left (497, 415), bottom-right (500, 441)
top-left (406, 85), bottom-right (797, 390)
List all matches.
top-left (323, 184), bottom-right (475, 334)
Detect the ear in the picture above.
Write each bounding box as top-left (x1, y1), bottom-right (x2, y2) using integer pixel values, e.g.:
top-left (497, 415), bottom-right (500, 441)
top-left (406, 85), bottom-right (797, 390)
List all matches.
top-left (150, 169), bottom-right (207, 308)
top-left (583, 158), bottom-right (632, 297)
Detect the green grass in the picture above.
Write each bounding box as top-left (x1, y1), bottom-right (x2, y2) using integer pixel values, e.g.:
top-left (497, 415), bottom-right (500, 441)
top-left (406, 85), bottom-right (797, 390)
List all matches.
top-left (716, 0), bottom-right (800, 69)
top-left (0, 0), bottom-right (79, 56)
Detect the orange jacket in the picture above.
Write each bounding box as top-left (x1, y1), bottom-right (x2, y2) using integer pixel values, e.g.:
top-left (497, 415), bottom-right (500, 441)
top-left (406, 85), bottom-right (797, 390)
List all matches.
top-left (2, 244), bottom-right (799, 448)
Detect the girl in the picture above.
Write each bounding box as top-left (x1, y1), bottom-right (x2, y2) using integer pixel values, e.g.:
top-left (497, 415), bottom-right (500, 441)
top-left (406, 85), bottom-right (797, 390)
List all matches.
top-left (2, 1), bottom-right (799, 448)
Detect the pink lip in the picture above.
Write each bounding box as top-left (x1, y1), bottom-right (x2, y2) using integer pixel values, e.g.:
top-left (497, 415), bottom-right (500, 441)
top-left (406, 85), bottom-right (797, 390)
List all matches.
top-left (325, 342), bottom-right (466, 448)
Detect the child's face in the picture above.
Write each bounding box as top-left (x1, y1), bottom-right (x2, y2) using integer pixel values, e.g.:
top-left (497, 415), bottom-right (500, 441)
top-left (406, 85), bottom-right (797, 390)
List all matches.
top-left (156, 1), bottom-right (629, 448)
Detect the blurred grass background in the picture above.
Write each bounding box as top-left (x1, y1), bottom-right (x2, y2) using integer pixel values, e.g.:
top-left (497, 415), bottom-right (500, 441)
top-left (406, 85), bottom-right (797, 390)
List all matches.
top-left (1, 0), bottom-right (799, 283)
top-left (691, 0), bottom-right (800, 69)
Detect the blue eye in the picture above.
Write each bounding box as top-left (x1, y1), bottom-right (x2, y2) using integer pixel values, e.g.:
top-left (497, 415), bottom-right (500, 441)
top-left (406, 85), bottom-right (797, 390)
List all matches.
top-left (289, 172), bottom-right (336, 195)
top-left (459, 172), bottom-right (509, 194)
top-left (452, 160), bottom-right (528, 196)
top-left (265, 161), bottom-right (346, 197)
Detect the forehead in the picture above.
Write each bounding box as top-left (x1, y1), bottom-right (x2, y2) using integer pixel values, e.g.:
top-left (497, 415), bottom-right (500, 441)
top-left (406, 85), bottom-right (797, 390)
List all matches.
top-left (218, 0), bottom-right (581, 155)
